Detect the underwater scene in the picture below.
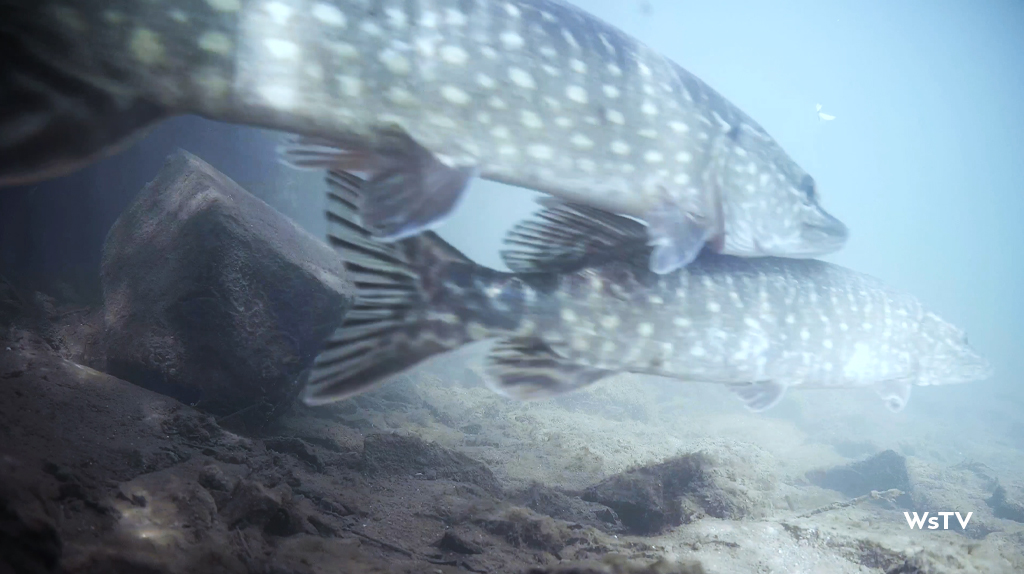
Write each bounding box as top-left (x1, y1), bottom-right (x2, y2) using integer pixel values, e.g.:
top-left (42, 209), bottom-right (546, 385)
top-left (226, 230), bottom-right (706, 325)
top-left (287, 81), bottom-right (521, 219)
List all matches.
top-left (1, 0), bottom-right (1023, 572)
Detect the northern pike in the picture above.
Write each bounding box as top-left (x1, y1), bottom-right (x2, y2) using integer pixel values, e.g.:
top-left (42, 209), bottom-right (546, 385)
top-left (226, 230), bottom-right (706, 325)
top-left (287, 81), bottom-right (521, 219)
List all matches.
top-left (1, 0), bottom-right (847, 273)
top-left (303, 171), bottom-right (988, 412)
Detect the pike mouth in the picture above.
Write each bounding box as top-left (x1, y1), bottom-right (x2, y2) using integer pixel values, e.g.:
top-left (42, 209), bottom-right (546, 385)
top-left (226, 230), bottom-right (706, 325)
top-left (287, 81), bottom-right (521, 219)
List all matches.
top-left (799, 210), bottom-right (849, 254)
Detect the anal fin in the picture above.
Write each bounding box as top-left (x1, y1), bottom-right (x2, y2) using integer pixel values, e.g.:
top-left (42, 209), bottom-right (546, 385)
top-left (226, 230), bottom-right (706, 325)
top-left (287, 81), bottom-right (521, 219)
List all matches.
top-left (729, 380), bottom-right (788, 412)
top-left (279, 134), bottom-right (477, 241)
top-left (484, 337), bottom-right (614, 400)
top-left (876, 379), bottom-right (912, 413)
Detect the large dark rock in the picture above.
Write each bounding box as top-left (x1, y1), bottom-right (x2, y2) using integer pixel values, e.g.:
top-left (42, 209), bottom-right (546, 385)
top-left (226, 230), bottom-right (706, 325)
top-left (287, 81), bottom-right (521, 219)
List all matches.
top-left (100, 151), bottom-right (353, 429)
top-left (806, 450), bottom-right (912, 507)
top-left (582, 452), bottom-right (760, 535)
top-left (987, 483), bottom-right (1024, 523)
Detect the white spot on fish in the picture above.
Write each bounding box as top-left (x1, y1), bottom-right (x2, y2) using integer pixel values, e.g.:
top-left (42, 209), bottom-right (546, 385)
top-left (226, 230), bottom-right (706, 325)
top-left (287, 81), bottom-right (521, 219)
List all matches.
top-left (428, 114), bottom-right (457, 128)
top-left (690, 345), bottom-right (706, 357)
top-left (570, 59), bottom-right (587, 73)
top-left (606, 109), bottom-right (625, 124)
top-left (420, 10), bottom-right (438, 27)
top-left (566, 85), bottom-right (588, 103)
top-left (561, 309), bottom-right (577, 323)
top-left (386, 86), bottom-right (415, 105)
top-left (327, 41), bottom-right (358, 59)
top-left (603, 85), bottom-right (621, 99)
top-left (444, 8), bottom-right (467, 26)
top-left (476, 73), bottom-right (496, 88)
top-left (641, 101), bottom-right (658, 115)
top-left (571, 134), bottom-right (594, 149)
top-left (520, 110), bottom-right (543, 129)
top-left (607, 63), bottom-right (622, 76)
top-left (499, 144), bottom-right (518, 156)
top-left (562, 29), bottom-right (579, 48)
top-left (338, 75), bottom-right (362, 97)
top-left (578, 158), bottom-right (597, 172)
top-left (800, 328), bottom-right (810, 341)
top-left (440, 45), bottom-right (468, 65)
top-left (500, 31), bottom-right (525, 50)
top-left (481, 46), bottom-right (498, 59)
top-left (505, 3), bottom-right (521, 17)
top-left (130, 28), bottom-right (165, 65)
top-left (669, 121), bottom-right (690, 133)
top-left (206, 0), bottom-right (241, 13)
top-left (542, 65), bottom-right (561, 77)
top-left (638, 129), bottom-right (658, 139)
top-left (490, 125), bottom-right (510, 139)
top-left (555, 117), bottom-right (573, 128)
top-left (638, 62), bottom-right (652, 77)
top-left (540, 46), bottom-right (557, 59)
top-left (527, 144), bottom-right (554, 160)
top-left (265, 38), bottom-right (299, 59)
top-left (644, 151), bottom-right (664, 163)
top-left (361, 21), bottom-right (382, 36)
top-left (823, 339), bottom-right (833, 349)
top-left (441, 85), bottom-right (471, 105)
top-left (312, 3), bottom-right (346, 26)
top-left (673, 173), bottom-right (690, 185)
top-left (600, 315), bottom-right (619, 329)
top-left (673, 317), bottom-right (691, 328)
top-left (637, 323), bottom-right (654, 337)
top-left (611, 141), bottom-right (630, 155)
top-left (265, 2), bottom-right (293, 24)
top-left (489, 96), bottom-right (508, 109)
top-left (509, 67), bottom-right (535, 89)
top-left (198, 31), bottom-right (232, 55)
top-left (379, 49), bottom-right (411, 75)
top-left (707, 301), bottom-right (721, 313)
top-left (258, 85), bottom-right (296, 108)
top-left (675, 151), bottom-right (692, 163)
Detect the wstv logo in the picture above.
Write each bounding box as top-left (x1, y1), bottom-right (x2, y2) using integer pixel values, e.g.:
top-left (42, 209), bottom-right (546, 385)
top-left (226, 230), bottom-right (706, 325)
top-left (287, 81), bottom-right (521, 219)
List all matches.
top-left (904, 512), bottom-right (973, 530)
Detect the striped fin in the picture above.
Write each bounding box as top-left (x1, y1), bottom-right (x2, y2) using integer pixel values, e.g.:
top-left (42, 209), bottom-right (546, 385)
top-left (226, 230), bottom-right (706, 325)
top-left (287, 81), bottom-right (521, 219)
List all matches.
top-left (501, 199), bottom-right (650, 274)
top-left (484, 337), bottom-right (614, 400)
top-left (279, 133), bottom-right (476, 242)
top-left (303, 170), bottom-right (469, 406)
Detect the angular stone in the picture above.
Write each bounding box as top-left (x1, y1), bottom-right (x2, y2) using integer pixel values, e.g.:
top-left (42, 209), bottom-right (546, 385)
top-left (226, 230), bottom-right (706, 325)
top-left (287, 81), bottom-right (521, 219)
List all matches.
top-left (806, 450), bottom-right (912, 507)
top-left (582, 452), bottom-right (761, 535)
top-left (100, 151), bottom-right (353, 429)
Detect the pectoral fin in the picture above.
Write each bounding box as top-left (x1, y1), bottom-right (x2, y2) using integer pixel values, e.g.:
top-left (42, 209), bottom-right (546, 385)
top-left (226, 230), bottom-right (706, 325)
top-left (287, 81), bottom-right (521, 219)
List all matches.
top-left (876, 379), bottom-right (912, 412)
top-left (484, 337), bottom-right (614, 400)
top-left (279, 134), bottom-right (476, 241)
top-left (644, 189), bottom-right (720, 275)
top-left (729, 380), bottom-right (788, 412)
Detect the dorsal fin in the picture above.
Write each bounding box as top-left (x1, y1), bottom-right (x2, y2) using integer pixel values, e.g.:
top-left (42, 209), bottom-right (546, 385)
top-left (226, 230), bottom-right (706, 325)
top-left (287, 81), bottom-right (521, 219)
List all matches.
top-left (500, 199), bottom-right (650, 274)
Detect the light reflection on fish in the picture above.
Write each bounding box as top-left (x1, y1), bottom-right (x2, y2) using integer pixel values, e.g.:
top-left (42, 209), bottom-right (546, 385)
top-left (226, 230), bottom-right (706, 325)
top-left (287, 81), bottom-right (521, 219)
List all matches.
top-left (303, 170), bottom-right (989, 412)
top-left (1, 0), bottom-right (847, 274)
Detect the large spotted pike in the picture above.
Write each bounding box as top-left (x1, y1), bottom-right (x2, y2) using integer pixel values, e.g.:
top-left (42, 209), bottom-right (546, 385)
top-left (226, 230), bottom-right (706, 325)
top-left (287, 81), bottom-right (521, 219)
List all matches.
top-left (303, 171), bottom-right (989, 412)
top-left (1, 0), bottom-right (847, 273)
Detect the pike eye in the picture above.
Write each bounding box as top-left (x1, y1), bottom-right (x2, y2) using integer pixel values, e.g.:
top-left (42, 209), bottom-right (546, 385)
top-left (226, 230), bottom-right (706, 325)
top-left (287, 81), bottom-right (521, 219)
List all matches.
top-left (799, 175), bottom-right (816, 203)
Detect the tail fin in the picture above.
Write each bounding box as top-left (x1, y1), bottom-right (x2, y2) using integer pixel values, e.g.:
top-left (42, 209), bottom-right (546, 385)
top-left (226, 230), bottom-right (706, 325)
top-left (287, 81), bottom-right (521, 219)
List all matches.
top-left (302, 171), bottom-right (474, 406)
